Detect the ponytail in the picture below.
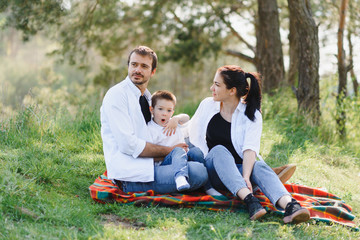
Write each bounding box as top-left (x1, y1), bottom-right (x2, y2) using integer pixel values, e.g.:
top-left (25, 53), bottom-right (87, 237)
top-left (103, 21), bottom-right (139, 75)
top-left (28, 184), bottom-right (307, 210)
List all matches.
top-left (244, 72), bottom-right (262, 121)
top-left (217, 65), bottom-right (262, 121)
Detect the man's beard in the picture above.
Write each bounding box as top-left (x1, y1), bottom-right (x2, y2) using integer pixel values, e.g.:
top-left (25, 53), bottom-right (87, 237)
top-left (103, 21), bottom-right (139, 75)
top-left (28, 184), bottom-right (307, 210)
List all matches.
top-left (130, 73), bottom-right (148, 85)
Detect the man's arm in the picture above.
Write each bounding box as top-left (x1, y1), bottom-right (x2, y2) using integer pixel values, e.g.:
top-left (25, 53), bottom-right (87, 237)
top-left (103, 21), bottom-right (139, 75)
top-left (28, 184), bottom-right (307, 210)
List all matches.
top-left (139, 142), bottom-right (188, 161)
top-left (102, 90), bottom-right (151, 158)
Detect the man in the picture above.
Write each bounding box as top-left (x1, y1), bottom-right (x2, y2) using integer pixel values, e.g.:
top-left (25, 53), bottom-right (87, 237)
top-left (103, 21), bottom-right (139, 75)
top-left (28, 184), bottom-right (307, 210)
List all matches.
top-left (100, 46), bottom-right (208, 193)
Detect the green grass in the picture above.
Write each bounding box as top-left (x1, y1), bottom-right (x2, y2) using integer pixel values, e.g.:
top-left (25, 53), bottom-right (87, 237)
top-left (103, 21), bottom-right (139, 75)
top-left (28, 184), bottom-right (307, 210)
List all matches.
top-left (0, 90), bottom-right (359, 239)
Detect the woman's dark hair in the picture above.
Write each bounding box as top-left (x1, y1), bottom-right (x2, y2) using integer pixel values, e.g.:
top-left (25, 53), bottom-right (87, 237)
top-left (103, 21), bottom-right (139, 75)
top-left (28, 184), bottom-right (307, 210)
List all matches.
top-left (217, 65), bottom-right (262, 121)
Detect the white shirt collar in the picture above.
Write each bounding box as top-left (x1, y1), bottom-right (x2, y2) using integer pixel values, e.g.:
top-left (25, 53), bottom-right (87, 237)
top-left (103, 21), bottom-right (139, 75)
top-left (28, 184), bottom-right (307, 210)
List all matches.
top-left (124, 76), bottom-right (152, 101)
top-left (214, 99), bottom-right (245, 113)
top-left (236, 100), bottom-right (246, 112)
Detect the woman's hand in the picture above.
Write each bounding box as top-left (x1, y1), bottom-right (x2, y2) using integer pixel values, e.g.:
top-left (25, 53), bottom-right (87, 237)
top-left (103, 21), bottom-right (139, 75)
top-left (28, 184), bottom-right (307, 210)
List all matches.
top-left (244, 177), bottom-right (253, 193)
top-left (163, 117), bottom-right (179, 136)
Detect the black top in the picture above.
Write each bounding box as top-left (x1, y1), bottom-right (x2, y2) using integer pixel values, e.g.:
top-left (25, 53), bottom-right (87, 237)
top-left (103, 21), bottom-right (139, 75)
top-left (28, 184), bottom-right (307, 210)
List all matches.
top-left (206, 113), bottom-right (243, 164)
top-left (139, 95), bottom-right (151, 123)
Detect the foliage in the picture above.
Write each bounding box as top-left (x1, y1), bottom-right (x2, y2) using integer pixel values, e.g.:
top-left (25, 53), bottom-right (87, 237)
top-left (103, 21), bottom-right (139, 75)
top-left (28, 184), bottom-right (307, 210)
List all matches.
top-left (0, 30), bottom-right (101, 122)
top-left (0, 0), bottom-right (66, 41)
top-left (0, 29), bottom-right (237, 122)
top-left (1, 0), bottom-right (359, 80)
top-left (312, 0), bottom-right (360, 32)
top-left (0, 0), bottom-right (255, 70)
top-left (2, 0), bottom-right (359, 107)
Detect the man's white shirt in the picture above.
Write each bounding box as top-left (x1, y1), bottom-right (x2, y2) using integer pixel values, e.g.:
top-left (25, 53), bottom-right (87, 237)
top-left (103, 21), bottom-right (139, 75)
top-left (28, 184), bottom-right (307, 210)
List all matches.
top-left (100, 76), bottom-right (154, 182)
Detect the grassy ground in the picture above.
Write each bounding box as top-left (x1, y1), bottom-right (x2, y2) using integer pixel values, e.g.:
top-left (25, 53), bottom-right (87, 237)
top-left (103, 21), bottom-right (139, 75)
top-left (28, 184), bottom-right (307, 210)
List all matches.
top-left (0, 90), bottom-right (359, 239)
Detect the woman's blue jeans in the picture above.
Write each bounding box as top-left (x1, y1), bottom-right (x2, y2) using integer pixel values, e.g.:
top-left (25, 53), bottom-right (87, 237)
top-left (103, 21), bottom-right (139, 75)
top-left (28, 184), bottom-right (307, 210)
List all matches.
top-left (205, 145), bottom-right (289, 205)
top-left (122, 147), bottom-right (208, 194)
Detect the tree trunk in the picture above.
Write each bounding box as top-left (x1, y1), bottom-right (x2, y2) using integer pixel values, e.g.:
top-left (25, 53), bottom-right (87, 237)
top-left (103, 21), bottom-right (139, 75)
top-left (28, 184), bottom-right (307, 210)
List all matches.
top-left (347, 6), bottom-right (358, 97)
top-left (350, 70), bottom-right (359, 97)
top-left (336, 0), bottom-right (348, 140)
top-left (288, 12), bottom-right (299, 87)
top-left (287, 0), bottom-right (320, 125)
top-left (256, 0), bottom-right (285, 94)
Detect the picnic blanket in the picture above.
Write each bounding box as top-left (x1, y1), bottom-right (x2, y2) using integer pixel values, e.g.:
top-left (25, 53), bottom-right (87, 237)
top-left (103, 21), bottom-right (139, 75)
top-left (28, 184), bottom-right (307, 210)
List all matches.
top-left (89, 172), bottom-right (358, 230)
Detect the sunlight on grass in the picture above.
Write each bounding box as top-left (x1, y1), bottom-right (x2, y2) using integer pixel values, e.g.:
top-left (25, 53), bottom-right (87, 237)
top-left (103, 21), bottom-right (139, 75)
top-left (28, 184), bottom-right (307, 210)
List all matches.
top-left (0, 86), bottom-right (359, 238)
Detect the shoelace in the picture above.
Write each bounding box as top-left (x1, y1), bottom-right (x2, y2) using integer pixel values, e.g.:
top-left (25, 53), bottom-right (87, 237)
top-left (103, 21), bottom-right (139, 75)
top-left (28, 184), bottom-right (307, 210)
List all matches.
top-left (284, 200), bottom-right (300, 216)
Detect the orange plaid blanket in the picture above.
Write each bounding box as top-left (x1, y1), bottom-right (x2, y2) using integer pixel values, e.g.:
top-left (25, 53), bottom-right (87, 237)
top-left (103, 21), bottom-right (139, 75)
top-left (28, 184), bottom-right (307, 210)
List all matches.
top-left (89, 172), bottom-right (358, 230)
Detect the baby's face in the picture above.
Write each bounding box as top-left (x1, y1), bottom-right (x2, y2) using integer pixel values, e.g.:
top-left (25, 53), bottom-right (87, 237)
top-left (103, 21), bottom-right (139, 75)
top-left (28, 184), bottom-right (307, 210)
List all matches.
top-left (151, 99), bottom-right (175, 127)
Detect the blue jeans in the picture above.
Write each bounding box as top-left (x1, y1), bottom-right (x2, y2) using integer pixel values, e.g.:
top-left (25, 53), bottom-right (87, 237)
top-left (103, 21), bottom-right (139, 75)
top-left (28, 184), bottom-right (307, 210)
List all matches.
top-left (205, 145), bottom-right (289, 205)
top-left (122, 147), bottom-right (208, 193)
top-left (160, 147), bottom-right (189, 179)
top-left (187, 146), bottom-right (205, 164)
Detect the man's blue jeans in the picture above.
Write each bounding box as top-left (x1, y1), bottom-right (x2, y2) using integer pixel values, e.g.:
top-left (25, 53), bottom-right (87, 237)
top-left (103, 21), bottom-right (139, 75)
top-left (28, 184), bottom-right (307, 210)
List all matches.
top-left (205, 145), bottom-right (290, 205)
top-left (122, 147), bottom-right (208, 193)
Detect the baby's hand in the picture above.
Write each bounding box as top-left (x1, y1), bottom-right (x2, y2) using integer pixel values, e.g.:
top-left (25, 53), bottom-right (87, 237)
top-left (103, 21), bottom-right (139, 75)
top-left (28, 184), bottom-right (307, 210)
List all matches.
top-left (163, 117), bottom-right (179, 136)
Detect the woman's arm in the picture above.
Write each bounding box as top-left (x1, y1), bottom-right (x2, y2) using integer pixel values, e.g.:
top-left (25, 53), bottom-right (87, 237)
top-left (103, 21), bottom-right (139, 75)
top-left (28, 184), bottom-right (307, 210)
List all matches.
top-left (175, 113), bottom-right (190, 125)
top-left (242, 149), bottom-right (256, 192)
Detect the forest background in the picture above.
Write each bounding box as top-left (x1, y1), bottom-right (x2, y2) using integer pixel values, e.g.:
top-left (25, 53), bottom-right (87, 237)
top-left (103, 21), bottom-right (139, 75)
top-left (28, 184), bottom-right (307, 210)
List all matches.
top-left (0, 0), bottom-right (359, 239)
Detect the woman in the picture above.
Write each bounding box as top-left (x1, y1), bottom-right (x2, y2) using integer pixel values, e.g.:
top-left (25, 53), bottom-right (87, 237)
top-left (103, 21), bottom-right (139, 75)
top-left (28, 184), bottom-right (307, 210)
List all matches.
top-left (188, 65), bottom-right (310, 223)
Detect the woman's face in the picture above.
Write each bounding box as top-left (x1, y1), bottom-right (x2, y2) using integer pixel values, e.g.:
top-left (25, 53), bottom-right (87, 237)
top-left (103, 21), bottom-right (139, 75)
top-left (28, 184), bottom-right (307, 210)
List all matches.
top-left (210, 72), bottom-right (233, 102)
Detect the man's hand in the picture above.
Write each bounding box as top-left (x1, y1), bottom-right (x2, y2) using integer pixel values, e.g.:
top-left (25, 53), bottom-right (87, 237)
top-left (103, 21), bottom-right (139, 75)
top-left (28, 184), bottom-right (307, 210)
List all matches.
top-left (154, 157), bottom-right (164, 162)
top-left (139, 142), bottom-right (188, 158)
top-left (172, 143), bottom-right (189, 152)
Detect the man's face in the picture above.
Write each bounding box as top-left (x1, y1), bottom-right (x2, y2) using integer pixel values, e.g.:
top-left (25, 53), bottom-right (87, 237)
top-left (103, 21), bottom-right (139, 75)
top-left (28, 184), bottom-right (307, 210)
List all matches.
top-left (128, 53), bottom-right (156, 90)
top-left (150, 99), bottom-right (175, 127)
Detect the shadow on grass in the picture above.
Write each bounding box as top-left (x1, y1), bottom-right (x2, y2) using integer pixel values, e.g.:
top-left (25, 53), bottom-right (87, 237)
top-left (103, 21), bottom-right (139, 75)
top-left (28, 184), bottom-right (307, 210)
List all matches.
top-left (93, 205), bottom-right (317, 239)
top-left (264, 113), bottom-right (318, 167)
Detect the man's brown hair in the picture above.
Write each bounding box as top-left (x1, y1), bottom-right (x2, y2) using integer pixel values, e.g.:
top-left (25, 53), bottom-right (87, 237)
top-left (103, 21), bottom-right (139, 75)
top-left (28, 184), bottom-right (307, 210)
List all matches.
top-left (127, 46), bottom-right (158, 71)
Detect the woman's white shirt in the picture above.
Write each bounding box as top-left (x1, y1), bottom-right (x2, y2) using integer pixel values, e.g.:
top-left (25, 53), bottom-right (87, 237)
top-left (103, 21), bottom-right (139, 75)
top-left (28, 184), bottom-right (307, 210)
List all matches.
top-left (187, 97), bottom-right (263, 160)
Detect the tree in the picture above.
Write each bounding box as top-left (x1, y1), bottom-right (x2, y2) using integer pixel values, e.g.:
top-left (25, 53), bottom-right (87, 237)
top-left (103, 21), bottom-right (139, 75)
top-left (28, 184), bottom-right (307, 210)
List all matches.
top-left (336, 0), bottom-right (348, 139)
top-left (256, 0), bottom-right (285, 93)
top-left (287, 9), bottom-right (299, 87)
top-left (348, 32), bottom-right (359, 97)
top-left (347, 0), bottom-right (359, 97)
top-left (207, 0), bottom-right (285, 93)
top-left (288, 0), bottom-right (320, 124)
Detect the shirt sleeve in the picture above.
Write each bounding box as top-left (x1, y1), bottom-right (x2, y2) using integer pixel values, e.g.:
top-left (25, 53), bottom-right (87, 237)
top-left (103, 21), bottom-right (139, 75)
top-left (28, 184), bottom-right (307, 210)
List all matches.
top-left (101, 90), bottom-right (146, 158)
top-left (175, 126), bottom-right (185, 144)
top-left (188, 99), bottom-right (204, 141)
top-left (242, 110), bottom-right (262, 156)
top-left (187, 98), bottom-right (211, 155)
